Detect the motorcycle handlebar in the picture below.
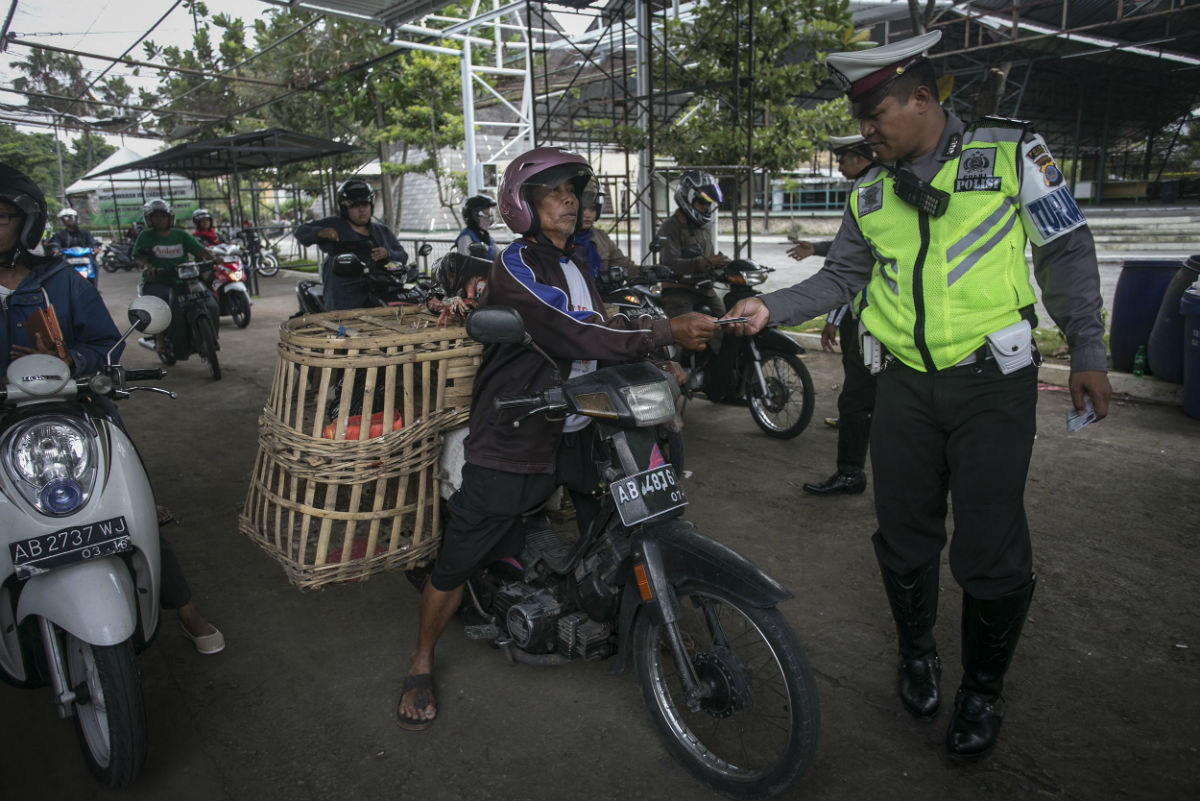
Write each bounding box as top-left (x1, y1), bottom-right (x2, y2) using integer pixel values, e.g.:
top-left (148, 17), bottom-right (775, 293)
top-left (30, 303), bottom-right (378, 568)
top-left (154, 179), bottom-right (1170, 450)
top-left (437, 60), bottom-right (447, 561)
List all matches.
top-left (124, 368), bottom-right (167, 381)
top-left (494, 395), bottom-right (542, 410)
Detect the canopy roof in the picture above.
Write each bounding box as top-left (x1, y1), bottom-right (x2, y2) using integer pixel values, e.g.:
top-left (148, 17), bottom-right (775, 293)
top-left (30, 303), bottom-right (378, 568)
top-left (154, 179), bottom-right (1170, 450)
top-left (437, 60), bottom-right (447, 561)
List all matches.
top-left (84, 128), bottom-right (358, 180)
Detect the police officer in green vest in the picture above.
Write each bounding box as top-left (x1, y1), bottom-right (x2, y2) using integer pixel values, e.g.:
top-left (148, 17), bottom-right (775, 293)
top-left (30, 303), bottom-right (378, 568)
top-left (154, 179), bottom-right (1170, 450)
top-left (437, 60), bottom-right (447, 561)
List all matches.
top-left (726, 31), bottom-right (1112, 759)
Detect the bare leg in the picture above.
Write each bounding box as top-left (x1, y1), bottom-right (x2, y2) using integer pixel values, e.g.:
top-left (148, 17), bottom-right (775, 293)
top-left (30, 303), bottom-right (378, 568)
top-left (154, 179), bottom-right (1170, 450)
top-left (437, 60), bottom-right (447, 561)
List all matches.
top-left (398, 582), bottom-right (463, 723)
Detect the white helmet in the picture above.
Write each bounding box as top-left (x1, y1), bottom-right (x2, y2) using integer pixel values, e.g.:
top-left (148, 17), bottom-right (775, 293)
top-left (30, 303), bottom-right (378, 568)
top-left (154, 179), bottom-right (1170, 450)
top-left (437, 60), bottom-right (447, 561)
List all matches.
top-left (59, 208), bottom-right (79, 222)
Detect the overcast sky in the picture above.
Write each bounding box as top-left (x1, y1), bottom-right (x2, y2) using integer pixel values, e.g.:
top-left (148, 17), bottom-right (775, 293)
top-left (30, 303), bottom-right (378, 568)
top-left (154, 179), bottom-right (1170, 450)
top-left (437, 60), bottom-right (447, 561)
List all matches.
top-left (3, 0), bottom-right (280, 146)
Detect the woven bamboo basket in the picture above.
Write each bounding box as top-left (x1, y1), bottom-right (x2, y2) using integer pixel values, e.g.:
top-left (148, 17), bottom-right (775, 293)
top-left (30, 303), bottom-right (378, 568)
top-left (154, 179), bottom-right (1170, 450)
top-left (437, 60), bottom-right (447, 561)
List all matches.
top-left (238, 306), bottom-right (482, 589)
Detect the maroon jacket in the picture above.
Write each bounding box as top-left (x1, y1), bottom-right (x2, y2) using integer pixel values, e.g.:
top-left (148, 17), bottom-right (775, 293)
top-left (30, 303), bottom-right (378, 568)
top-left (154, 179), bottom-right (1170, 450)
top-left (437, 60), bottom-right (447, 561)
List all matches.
top-left (464, 236), bottom-right (674, 474)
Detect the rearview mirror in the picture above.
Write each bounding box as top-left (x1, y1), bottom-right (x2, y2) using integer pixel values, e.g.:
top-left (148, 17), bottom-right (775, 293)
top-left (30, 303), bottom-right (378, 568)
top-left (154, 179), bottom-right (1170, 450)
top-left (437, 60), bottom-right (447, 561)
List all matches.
top-left (128, 295), bottom-right (172, 335)
top-left (648, 236), bottom-right (667, 254)
top-left (418, 242), bottom-right (433, 257)
top-left (465, 306), bottom-right (528, 345)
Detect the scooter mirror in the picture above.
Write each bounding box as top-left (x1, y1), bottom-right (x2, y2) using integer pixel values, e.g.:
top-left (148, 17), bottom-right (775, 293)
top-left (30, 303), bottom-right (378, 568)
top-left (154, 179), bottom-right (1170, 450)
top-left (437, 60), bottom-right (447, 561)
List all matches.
top-left (648, 236), bottom-right (667, 254)
top-left (418, 242), bottom-right (434, 257)
top-left (128, 295), bottom-right (172, 335)
top-left (465, 306), bottom-right (528, 345)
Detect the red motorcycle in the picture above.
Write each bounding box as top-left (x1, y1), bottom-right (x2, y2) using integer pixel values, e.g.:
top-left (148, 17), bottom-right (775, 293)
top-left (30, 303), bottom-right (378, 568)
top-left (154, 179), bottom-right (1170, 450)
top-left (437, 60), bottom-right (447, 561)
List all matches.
top-left (210, 243), bottom-right (252, 328)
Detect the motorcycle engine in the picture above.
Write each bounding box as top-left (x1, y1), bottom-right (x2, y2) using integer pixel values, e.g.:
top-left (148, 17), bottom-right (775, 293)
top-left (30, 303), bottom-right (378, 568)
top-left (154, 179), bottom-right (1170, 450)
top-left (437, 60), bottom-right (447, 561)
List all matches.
top-left (492, 581), bottom-right (614, 660)
top-left (495, 583), bottom-right (563, 654)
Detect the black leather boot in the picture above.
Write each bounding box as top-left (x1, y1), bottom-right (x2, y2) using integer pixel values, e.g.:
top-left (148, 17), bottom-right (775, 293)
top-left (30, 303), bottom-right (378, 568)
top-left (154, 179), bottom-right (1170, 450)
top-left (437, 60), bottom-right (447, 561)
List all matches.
top-left (878, 558), bottom-right (942, 719)
top-left (946, 577), bottom-right (1036, 759)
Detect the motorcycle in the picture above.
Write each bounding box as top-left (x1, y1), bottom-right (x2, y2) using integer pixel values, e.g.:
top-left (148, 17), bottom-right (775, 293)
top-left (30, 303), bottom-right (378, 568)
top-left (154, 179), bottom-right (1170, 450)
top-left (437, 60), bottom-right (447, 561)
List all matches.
top-left (210, 243), bottom-right (253, 329)
top-left (140, 260), bottom-right (222, 381)
top-left (100, 241), bottom-right (136, 273)
top-left (294, 242), bottom-right (434, 317)
top-left (0, 296), bottom-right (177, 788)
top-left (62, 245), bottom-right (99, 288)
top-left (670, 254), bottom-right (815, 440)
top-left (453, 306), bottom-right (820, 801)
top-left (235, 229), bottom-right (279, 277)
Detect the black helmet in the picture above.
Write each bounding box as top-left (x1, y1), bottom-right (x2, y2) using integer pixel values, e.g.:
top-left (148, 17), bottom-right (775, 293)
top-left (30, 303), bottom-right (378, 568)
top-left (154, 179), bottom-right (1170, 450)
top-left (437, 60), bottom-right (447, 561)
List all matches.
top-left (674, 170), bottom-right (723, 227)
top-left (0, 163), bottom-right (49, 252)
top-left (337, 179), bottom-right (375, 218)
top-left (143, 197), bottom-right (174, 228)
top-left (460, 194), bottom-right (496, 228)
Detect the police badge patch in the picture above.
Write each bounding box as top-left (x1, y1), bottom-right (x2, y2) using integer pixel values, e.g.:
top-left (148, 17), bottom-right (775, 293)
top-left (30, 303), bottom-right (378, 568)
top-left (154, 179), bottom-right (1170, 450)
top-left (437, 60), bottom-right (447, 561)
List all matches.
top-left (955, 147), bottom-right (1001, 192)
top-left (1018, 133), bottom-right (1086, 245)
top-left (858, 183), bottom-right (884, 216)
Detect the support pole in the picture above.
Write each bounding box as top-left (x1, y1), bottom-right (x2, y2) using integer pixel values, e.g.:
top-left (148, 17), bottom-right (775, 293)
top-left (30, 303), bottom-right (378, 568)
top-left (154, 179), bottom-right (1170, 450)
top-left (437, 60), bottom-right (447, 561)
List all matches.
top-left (636, 0), bottom-right (654, 254)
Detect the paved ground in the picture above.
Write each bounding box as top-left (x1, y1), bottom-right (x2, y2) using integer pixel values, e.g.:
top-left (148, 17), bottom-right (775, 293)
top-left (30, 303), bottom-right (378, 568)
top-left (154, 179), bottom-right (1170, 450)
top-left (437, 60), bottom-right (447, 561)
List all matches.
top-left (2, 265), bottom-right (1198, 801)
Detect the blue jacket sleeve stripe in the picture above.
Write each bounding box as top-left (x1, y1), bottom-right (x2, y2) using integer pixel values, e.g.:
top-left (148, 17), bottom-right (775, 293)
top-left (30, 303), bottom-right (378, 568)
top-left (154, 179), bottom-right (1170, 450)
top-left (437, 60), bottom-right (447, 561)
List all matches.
top-left (500, 245), bottom-right (597, 324)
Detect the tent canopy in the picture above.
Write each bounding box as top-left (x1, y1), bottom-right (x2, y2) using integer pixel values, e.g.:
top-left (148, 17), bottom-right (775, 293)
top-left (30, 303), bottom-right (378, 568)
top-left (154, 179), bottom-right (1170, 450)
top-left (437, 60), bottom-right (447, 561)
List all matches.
top-left (84, 128), bottom-right (358, 180)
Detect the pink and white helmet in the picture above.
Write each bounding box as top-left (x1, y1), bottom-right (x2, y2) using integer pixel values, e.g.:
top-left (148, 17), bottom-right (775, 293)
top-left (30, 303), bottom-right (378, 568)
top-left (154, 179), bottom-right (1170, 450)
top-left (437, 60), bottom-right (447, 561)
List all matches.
top-left (497, 147), bottom-right (594, 236)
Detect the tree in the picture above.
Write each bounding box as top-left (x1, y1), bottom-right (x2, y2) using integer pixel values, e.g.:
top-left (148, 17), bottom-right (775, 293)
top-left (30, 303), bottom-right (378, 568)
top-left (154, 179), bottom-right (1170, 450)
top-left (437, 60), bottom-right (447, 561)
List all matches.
top-left (9, 48), bottom-right (135, 124)
top-left (656, 0), bottom-right (854, 174)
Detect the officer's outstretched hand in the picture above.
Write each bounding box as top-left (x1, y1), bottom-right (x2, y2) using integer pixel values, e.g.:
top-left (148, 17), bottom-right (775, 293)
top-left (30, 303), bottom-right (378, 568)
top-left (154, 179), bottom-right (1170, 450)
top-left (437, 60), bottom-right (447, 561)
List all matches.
top-left (1070, 370), bottom-right (1112, 421)
top-left (820, 322), bottom-right (838, 352)
top-left (723, 297), bottom-right (770, 337)
top-left (669, 312), bottom-right (717, 351)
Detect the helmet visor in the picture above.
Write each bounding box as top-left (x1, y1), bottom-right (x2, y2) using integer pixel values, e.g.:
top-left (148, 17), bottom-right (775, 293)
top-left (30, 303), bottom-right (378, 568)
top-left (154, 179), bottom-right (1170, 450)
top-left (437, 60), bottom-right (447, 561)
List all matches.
top-left (527, 163), bottom-right (591, 194)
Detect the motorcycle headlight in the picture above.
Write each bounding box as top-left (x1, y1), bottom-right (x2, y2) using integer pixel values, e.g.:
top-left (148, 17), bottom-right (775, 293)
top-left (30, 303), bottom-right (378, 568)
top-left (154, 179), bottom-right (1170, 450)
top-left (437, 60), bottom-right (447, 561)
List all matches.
top-left (620, 380), bottom-right (678, 426)
top-left (4, 416), bottom-right (98, 516)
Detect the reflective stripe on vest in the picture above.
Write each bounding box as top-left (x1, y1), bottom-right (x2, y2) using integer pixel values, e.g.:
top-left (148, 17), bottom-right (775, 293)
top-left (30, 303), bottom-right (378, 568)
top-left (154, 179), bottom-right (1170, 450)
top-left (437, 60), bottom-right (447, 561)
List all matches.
top-left (851, 126), bottom-right (1036, 371)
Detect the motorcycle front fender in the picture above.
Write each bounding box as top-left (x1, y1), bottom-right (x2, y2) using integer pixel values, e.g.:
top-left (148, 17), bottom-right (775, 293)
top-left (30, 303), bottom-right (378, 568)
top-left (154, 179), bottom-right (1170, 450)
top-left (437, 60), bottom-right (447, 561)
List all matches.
top-left (755, 326), bottom-right (806, 355)
top-left (222, 281), bottom-right (249, 296)
top-left (16, 558), bottom-right (137, 646)
top-left (637, 518), bottom-right (793, 610)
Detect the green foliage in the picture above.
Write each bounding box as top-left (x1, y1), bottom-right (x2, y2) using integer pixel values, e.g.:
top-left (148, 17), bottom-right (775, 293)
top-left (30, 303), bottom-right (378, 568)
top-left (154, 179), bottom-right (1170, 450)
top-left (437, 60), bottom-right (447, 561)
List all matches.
top-left (8, 48), bottom-right (134, 123)
top-left (656, 0), bottom-right (854, 172)
top-left (0, 125), bottom-right (116, 209)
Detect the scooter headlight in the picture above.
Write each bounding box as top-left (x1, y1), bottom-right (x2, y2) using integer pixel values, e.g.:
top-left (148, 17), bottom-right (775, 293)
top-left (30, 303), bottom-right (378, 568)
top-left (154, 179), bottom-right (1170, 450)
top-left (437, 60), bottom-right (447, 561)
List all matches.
top-left (4, 416), bottom-right (97, 516)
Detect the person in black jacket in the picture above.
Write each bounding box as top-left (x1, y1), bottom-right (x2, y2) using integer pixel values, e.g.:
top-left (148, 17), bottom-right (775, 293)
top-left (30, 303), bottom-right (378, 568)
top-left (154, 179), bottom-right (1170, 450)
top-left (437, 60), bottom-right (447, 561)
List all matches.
top-left (395, 147), bottom-right (715, 732)
top-left (294, 179), bottom-right (407, 311)
top-left (46, 208), bottom-right (100, 255)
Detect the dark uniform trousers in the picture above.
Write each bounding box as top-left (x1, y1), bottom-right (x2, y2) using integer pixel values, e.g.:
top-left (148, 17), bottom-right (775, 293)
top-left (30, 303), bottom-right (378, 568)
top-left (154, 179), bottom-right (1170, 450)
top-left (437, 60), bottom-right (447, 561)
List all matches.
top-left (836, 315), bottom-right (877, 475)
top-left (869, 359), bottom-right (1037, 600)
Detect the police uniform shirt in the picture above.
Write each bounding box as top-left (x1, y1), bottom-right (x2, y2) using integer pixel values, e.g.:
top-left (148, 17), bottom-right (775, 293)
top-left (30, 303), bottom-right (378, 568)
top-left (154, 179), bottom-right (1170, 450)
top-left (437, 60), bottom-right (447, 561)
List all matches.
top-left (761, 111), bottom-right (1107, 373)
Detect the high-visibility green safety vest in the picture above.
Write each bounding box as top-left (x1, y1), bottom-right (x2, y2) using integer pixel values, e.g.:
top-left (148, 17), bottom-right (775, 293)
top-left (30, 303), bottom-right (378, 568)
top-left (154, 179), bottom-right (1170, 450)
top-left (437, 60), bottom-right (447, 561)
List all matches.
top-left (851, 123), bottom-right (1037, 372)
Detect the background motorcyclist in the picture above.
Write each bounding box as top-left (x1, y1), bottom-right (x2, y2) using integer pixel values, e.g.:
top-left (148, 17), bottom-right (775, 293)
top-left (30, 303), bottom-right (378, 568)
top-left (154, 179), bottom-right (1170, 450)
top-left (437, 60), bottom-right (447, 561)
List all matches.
top-left (656, 170), bottom-right (731, 319)
top-left (395, 146), bottom-right (715, 732)
top-left (191, 208), bottom-right (223, 248)
top-left (455, 194), bottom-right (498, 261)
top-left (0, 165), bottom-right (223, 655)
top-left (293, 179), bottom-right (408, 311)
top-left (46, 207), bottom-right (101, 257)
top-left (133, 198), bottom-right (214, 355)
top-left (573, 187), bottom-right (635, 281)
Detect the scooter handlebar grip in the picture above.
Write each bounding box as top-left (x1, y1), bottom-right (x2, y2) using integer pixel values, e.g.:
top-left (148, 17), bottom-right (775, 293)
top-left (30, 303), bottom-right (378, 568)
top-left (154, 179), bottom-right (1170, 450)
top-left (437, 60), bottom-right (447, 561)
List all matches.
top-left (125, 368), bottom-right (167, 381)
top-left (494, 395), bottom-right (539, 410)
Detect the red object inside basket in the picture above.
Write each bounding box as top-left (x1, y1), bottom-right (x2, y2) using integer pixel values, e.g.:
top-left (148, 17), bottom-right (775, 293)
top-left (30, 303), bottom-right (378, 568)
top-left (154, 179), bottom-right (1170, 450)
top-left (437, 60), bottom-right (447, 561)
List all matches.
top-left (323, 538), bottom-right (390, 564)
top-left (321, 409), bottom-right (403, 440)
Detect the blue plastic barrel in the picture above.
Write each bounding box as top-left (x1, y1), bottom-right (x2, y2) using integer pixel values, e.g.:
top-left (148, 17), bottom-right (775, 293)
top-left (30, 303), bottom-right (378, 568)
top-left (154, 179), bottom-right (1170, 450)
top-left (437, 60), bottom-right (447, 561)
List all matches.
top-left (1181, 286), bottom-right (1200, 419)
top-left (1161, 179), bottom-right (1180, 204)
top-left (1110, 260), bottom-right (1182, 373)
top-left (1147, 256), bottom-right (1200, 384)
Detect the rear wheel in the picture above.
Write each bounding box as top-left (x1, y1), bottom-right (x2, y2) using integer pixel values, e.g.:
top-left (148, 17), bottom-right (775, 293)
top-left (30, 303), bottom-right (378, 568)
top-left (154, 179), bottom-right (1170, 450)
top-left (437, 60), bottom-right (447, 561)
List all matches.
top-left (229, 292), bottom-right (251, 328)
top-left (746, 351), bottom-right (814, 439)
top-left (63, 633), bottom-right (147, 789)
top-left (257, 253), bottom-right (280, 277)
top-left (633, 587), bottom-right (819, 800)
top-left (101, 253), bottom-right (119, 273)
top-left (195, 315), bottom-right (221, 380)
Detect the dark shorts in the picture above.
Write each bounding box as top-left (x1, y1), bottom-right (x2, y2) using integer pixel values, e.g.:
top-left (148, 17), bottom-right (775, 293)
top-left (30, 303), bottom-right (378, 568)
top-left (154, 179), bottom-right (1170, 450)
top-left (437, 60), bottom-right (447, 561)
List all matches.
top-left (429, 429), bottom-right (601, 591)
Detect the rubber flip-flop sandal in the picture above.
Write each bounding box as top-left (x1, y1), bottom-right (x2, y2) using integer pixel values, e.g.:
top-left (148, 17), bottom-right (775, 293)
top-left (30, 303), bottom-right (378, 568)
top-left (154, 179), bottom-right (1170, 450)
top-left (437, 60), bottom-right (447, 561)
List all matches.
top-left (396, 673), bottom-right (436, 731)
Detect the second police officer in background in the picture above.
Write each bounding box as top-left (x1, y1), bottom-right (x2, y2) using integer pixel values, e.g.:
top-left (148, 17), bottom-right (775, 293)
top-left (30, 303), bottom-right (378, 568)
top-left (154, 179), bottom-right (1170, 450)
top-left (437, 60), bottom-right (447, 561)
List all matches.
top-left (294, 179), bottom-right (407, 312)
top-left (727, 31), bottom-right (1111, 759)
top-left (787, 135), bottom-right (877, 497)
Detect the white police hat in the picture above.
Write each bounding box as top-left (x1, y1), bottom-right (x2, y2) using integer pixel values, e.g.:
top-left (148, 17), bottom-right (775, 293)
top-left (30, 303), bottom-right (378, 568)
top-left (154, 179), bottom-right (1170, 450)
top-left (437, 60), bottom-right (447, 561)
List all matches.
top-left (830, 134), bottom-right (867, 153)
top-left (826, 31), bottom-right (942, 117)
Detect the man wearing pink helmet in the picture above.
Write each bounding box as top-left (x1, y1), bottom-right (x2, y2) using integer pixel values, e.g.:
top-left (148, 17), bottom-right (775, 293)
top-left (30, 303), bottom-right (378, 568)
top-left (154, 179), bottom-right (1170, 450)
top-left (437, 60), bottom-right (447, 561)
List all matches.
top-left (396, 146), bottom-right (716, 731)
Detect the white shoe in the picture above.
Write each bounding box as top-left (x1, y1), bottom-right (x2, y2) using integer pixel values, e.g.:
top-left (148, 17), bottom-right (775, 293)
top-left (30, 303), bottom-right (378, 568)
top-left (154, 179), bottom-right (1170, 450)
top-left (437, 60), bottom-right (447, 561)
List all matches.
top-left (181, 623), bottom-right (226, 655)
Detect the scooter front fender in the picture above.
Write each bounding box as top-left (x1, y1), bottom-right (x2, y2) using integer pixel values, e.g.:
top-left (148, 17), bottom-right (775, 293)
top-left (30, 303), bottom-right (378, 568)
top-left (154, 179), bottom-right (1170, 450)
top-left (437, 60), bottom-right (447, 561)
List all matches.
top-left (16, 558), bottom-right (137, 646)
top-left (221, 281), bottom-right (249, 296)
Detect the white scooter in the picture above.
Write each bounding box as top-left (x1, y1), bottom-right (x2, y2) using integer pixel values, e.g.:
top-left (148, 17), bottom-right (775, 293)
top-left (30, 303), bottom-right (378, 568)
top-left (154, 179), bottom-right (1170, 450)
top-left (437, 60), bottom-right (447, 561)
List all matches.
top-left (0, 296), bottom-right (175, 788)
